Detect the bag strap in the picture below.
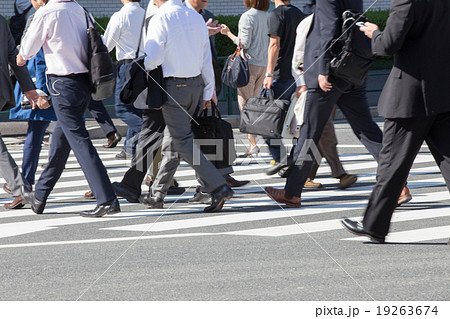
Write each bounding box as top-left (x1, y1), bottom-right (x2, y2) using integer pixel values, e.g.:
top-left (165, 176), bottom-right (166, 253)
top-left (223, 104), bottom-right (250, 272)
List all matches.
top-left (135, 15), bottom-right (147, 59)
top-left (83, 7), bottom-right (95, 30)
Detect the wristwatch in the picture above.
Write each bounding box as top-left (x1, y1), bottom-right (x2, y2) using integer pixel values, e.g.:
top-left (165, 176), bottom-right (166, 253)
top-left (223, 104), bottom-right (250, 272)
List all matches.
top-left (265, 73), bottom-right (274, 77)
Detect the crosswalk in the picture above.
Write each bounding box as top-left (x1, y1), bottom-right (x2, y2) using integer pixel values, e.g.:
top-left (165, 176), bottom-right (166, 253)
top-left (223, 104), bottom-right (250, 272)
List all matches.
top-left (1, 132), bottom-right (449, 247)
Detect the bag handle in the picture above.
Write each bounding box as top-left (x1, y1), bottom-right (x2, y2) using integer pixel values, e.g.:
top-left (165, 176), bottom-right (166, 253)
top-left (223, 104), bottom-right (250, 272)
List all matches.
top-left (197, 102), bottom-right (221, 119)
top-left (258, 87), bottom-right (274, 100)
top-left (231, 40), bottom-right (246, 61)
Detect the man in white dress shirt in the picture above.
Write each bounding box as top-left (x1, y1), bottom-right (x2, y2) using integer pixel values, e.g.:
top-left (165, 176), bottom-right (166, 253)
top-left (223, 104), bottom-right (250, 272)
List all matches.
top-left (17, 0), bottom-right (119, 217)
top-left (141, 0), bottom-right (234, 212)
top-left (103, 0), bottom-right (145, 160)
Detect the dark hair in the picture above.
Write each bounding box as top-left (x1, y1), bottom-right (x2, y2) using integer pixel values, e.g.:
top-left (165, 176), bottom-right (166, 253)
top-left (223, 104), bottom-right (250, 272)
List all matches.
top-left (244, 0), bottom-right (270, 11)
top-left (130, 0), bottom-right (141, 2)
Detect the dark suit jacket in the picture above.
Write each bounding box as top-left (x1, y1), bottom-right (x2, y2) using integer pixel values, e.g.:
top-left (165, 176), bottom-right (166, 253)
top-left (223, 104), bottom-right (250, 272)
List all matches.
top-left (303, 0), bottom-right (363, 89)
top-left (0, 15), bottom-right (34, 111)
top-left (373, 0), bottom-right (450, 118)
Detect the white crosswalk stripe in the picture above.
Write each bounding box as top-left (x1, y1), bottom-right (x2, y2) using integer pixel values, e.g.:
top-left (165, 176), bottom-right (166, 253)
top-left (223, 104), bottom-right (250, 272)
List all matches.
top-left (0, 136), bottom-right (449, 247)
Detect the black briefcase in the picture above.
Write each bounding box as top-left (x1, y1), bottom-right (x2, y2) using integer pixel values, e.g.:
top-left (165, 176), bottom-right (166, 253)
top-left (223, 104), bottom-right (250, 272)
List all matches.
top-left (191, 104), bottom-right (237, 169)
top-left (240, 89), bottom-right (291, 139)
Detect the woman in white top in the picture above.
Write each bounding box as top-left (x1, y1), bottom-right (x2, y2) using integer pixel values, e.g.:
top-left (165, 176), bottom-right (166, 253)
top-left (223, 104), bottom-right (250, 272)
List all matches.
top-left (221, 0), bottom-right (270, 158)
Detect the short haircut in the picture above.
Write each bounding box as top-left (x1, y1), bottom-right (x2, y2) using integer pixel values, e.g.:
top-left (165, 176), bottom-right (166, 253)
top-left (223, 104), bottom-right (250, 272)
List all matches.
top-left (244, 0), bottom-right (270, 11)
top-left (130, 0), bottom-right (141, 2)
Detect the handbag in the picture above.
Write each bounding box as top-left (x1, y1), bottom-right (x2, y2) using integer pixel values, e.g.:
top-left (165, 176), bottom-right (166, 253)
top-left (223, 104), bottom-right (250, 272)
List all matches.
top-left (191, 103), bottom-right (237, 170)
top-left (84, 10), bottom-right (116, 101)
top-left (221, 42), bottom-right (250, 89)
top-left (329, 11), bottom-right (374, 87)
top-left (240, 89), bottom-right (291, 139)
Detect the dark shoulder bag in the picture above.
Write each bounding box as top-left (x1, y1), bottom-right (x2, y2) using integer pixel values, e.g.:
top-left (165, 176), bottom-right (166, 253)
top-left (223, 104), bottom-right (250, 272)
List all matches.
top-left (329, 11), bottom-right (375, 87)
top-left (84, 10), bottom-right (116, 101)
top-left (221, 41), bottom-right (250, 89)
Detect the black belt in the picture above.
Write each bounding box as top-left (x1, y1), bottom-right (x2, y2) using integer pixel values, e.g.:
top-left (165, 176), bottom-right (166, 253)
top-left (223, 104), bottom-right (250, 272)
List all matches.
top-left (117, 59), bottom-right (133, 66)
top-left (164, 75), bottom-right (201, 81)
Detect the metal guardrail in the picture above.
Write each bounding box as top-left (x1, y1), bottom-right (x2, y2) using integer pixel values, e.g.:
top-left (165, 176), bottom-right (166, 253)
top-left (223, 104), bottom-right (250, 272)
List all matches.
top-left (0, 67), bottom-right (390, 116)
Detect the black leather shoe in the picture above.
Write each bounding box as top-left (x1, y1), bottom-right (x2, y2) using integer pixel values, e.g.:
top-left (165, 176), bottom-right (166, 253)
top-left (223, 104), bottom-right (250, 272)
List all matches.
top-left (265, 158), bottom-right (291, 176)
top-left (204, 185), bottom-right (234, 212)
top-left (80, 198), bottom-right (120, 217)
top-left (103, 132), bottom-right (122, 148)
top-left (341, 218), bottom-right (385, 244)
top-left (225, 174), bottom-right (250, 188)
top-left (112, 182), bottom-right (140, 203)
top-left (22, 191), bottom-right (46, 215)
top-left (140, 194), bottom-right (164, 209)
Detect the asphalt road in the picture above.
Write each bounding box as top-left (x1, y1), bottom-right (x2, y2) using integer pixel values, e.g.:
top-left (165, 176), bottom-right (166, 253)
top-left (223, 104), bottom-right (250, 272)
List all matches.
top-left (0, 122), bottom-right (449, 301)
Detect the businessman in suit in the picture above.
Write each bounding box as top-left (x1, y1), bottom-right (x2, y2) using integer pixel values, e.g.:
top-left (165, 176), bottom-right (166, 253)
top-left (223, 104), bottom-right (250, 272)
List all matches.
top-left (265, 0), bottom-right (383, 208)
top-left (342, 0), bottom-right (450, 243)
top-left (0, 15), bottom-right (44, 209)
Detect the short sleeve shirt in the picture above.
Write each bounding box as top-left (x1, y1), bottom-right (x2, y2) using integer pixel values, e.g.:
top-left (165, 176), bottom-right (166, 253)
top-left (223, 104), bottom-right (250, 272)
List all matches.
top-left (268, 5), bottom-right (304, 80)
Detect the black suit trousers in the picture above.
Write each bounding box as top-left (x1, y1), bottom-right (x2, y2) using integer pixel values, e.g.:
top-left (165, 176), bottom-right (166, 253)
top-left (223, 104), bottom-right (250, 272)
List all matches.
top-left (121, 109), bottom-right (165, 195)
top-left (285, 85), bottom-right (383, 196)
top-left (363, 111), bottom-right (450, 237)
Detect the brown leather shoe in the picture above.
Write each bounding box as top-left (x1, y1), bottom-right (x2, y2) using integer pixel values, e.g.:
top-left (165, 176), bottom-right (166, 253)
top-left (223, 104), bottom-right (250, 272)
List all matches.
top-left (4, 196), bottom-right (25, 209)
top-left (397, 186), bottom-right (412, 206)
top-left (84, 190), bottom-right (95, 200)
top-left (304, 178), bottom-right (322, 188)
top-left (338, 173), bottom-right (357, 189)
top-left (225, 174), bottom-right (250, 188)
top-left (103, 132), bottom-right (122, 148)
top-left (265, 187), bottom-right (301, 208)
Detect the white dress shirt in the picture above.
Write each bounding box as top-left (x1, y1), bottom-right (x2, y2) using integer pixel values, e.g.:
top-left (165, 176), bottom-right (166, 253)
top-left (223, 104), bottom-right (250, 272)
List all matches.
top-left (144, 0), bottom-right (214, 101)
top-left (103, 2), bottom-right (146, 61)
top-left (19, 0), bottom-right (89, 76)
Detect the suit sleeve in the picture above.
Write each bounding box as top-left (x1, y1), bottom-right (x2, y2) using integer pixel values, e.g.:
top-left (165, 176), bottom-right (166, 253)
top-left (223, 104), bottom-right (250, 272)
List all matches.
top-left (7, 20), bottom-right (34, 92)
top-left (317, 0), bottom-right (342, 75)
top-left (371, 0), bottom-right (414, 56)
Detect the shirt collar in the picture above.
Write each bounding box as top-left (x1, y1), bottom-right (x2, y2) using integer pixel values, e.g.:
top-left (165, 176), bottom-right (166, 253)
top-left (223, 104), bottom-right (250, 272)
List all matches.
top-left (185, 0), bottom-right (203, 14)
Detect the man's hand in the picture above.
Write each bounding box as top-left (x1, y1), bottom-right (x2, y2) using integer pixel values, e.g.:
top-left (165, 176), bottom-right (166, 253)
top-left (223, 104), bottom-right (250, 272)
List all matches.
top-left (360, 22), bottom-right (379, 39)
top-left (318, 74), bottom-right (332, 92)
top-left (206, 18), bottom-right (221, 36)
top-left (263, 76), bottom-right (273, 90)
top-left (16, 54), bottom-right (26, 66)
top-left (23, 90), bottom-right (39, 109)
top-left (202, 100), bottom-right (212, 110)
top-left (36, 96), bottom-right (51, 109)
top-left (295, 85), bottom-right (307, 98)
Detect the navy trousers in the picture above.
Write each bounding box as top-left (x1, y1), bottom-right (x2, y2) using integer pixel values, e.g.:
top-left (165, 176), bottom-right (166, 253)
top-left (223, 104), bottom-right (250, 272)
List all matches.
top-left (115, 62), bottom-right (142, 155)
top-left (35, 74), bottom-right (116, 205)
top-left (22, 120), bottom-right (50, 185)
top-left (285, 85), bottom-right (383, 197)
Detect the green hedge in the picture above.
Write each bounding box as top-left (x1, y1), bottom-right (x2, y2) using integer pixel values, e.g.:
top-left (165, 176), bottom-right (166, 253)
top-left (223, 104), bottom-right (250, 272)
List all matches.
top-left (92, 10), bottom-right (391, 66)
top-left (214, 10), bottom-right (392, 69)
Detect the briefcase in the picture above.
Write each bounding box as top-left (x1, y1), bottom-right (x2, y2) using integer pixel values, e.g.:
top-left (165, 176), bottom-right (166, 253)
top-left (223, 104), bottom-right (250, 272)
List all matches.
top-left (240, 89), bottom-right (291, 139)
top-left (191, 103), bottom-right (237, 170)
